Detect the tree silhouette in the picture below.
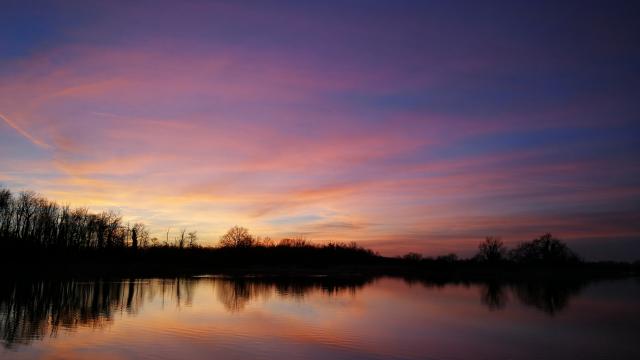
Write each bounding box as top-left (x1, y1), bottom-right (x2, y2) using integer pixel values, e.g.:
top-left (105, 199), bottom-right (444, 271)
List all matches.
top-left (476, 236), bottom-right (507, 263)
top-left (220, 226), bottom-right (254, 248)
top-left (187, 231), bottom-right (198, 248)
top-left (509, 233), bottom-right (580, 265)
top-left (131, 227), bottom-right (138, 252)
top-left (179, 229), bottom-right (186, 249)
top-left (0, 186), bottom-right (140, 251)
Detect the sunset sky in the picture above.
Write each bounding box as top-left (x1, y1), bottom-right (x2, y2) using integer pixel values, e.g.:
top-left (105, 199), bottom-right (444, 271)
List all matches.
top-left (1, 1), bottom-right (639, 259)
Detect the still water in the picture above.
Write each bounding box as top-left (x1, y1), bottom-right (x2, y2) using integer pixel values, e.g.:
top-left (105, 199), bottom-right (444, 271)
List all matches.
top-left (1, 276), bottom-right (639, 359)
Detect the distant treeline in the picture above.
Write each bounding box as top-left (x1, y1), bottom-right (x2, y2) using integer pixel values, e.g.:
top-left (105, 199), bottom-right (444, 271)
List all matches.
top-left (402, 235), bottom-right (582, 266)
top-left (1, 187), bottom-right (638, 275)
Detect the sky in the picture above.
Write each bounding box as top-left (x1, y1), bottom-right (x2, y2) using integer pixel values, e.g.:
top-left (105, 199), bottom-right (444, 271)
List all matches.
top-left (1, 0), bottom-right (639, 259)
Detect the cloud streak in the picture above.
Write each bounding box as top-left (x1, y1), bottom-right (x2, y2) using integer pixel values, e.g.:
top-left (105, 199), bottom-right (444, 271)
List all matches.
top-left (1, 1), bottom-right (638, 259)
top-left (0, 113), bottom-right (50, 149)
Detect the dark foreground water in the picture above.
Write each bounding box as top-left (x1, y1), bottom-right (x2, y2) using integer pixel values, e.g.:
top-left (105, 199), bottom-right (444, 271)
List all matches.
top-left (1, 276), bottom-right (639, 359)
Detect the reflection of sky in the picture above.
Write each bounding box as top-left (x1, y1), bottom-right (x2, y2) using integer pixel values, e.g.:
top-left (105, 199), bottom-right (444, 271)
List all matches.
top-left (4, 278), bottom-right (640, 359)
top-left (1, 1), bottom-right (639, 259)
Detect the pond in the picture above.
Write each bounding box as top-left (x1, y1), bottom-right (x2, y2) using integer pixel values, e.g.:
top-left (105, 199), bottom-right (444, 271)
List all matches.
top-left (1, 276), bottom-right (639, 359)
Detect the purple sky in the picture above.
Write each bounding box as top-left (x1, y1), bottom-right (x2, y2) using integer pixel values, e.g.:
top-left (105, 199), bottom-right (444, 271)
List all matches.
top-left (1, 0), bottom-right (639, 259)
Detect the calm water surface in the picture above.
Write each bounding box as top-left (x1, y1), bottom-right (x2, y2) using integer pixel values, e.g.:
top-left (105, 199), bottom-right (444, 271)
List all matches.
top-left (1, 276), bottom-right (639, 359)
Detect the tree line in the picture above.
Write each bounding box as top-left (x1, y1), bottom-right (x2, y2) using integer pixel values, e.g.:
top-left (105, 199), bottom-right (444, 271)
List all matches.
top-left (475, 234), bottom-right (581, 265)
top-left (0, 187), bottom-right (370, 256)
top-left (0, 187), bottom-right (154, 251)
top-left (0, 186), bottom-right (601, 268)
top-left (218, 225), bottom-right (374, 253)
top-left (401, 234), bottom-right (582, 266)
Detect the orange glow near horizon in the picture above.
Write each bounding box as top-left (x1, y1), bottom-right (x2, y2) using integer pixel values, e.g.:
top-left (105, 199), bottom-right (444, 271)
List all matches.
top-left (1, 1), bottom-right (639, 259)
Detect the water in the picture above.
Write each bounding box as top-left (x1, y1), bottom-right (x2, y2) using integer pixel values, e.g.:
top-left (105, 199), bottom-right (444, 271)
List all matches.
top-left (1, 276), bottom-right (638, 359)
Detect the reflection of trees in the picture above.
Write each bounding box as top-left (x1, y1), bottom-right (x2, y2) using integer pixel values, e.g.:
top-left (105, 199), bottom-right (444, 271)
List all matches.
top-left (480, 279), bottom-right (588, 315)
top-left (480, 281), bottom-right (508, 310)
top-left (215, 277), bottom-right (372, 312)
top-left (0, 279), bottom-right (142, 348)
top-left (216, 280), bottom-right (272, 312)
top-left (0, 278), bottom-right (197, 349)
top-left (511, 280), bottom-right (585, 315)
top-left (1, 275), bottom-right (591, 350)
top-left (1, 276), bottom-right (371, 347)
top-left (404, 276), bottom-right (590, 316)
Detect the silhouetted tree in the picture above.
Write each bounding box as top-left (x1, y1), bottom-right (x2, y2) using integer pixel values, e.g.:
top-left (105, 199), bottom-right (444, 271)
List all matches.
top-left (255, 236), bottom-right (274, 247)
top-left (131, 227), bottom-right (138, 251)
top-left (509, 233), bottom-right (580, 265)
top-left (187, 231), bottom-right (198, 248)
top-left (278, 236), bottom-right (310, 248)
top-left (0, 188), bottom-right (11, 241)
top-left (132, 223), bottom-right (149, 248)
top-left (476, 236), bottom-right (507, 263)
top-left (220, 226), bottom-right (254, 248)
top-left (0, 186), bottom-right (147, 252)
top-left (150, 237), bottom-right (159, 247)
top-left (178, 229), bottom-right (186, 249)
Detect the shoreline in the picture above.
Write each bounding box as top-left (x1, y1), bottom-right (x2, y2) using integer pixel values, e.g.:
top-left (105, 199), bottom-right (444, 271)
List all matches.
top-left (2, 260), bottom-right (637, 280)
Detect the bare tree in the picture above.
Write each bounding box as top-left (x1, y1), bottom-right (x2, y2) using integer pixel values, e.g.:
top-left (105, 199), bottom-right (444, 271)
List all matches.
top-left (0, 187), bottom-right (147, 252)
top-left (220, 226), bottom-right (254, 248)
top-left (133, 223), bottom-right (150, 248)
top-left (187, 231), bottom-right (198, 248)
top-left (476, 236), bottom-right (507, 263)
top-left (278, 236), bottom-right (310, 248)
top-left (509, 233), bottom-right (580, 265)
top-left (179, 229), bottom-right (186, 249)
top-left (131, 226), bottom-right (138, 251)
top-left (255, 236), bottom-right (273, 247)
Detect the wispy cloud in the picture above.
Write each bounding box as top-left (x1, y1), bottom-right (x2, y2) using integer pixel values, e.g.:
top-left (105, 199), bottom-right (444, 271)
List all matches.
top-left (1, 1), bottom-right (638, 259)
top-left (0, 113), bottom-right (50, 149)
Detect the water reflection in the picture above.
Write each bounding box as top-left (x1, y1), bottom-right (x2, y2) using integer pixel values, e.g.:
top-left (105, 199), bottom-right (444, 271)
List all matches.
top-left (216, 277), bottom-right (371, 312)
top-left (0, 278), bottom-right (188, 348)
top-left (0, 275), bottom-right (606, 349)
top-left (480, 281), bottom-right (509, 311)
top-left (511, 280), bottom-right (585, 315)
top-left (0, 276), bottom-right (373, 348)
top-left (402, 277), bottom-right (588, 316)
